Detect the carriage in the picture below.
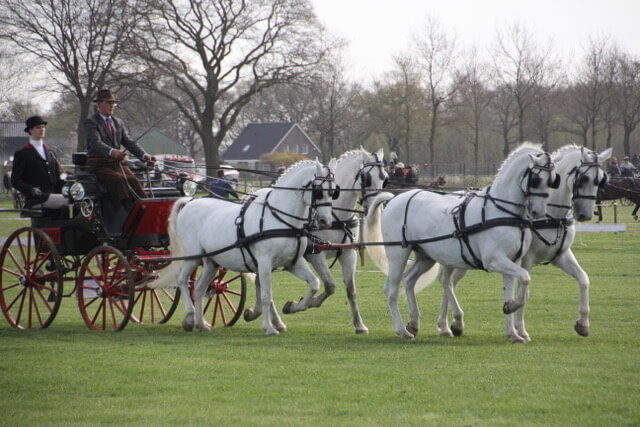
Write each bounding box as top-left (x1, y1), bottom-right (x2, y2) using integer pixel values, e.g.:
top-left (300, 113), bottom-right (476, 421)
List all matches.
top-left (0, 153), bottom-right (247, 331)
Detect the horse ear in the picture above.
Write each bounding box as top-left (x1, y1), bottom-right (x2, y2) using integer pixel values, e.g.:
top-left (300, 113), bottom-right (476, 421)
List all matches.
top-left (598, 147), bottom-right (613, 163)
top-left (376, 148), bottom-right (384, 160)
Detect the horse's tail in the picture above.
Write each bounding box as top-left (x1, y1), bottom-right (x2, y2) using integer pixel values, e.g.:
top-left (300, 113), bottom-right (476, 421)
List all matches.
top-left (414, 263), bottom-right (440, 294)
top-left (364, 192), bottom-right (394, 274)
top-left (150, 197), bottom-right (192, 289)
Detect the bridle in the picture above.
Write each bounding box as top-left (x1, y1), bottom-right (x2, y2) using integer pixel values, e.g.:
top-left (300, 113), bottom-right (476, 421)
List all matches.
top-left (520, 153), bottom-right (560, 199)
top-left (354, 152), bottom-right (388, 207)
top-left (568, 150), bottom-right (607, 202)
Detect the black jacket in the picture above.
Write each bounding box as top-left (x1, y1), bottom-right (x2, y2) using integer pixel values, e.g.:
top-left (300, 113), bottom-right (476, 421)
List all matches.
top-left (11, 143), bottom-right (64, 208)
top-left (84, 112), bottom-right (146, 160)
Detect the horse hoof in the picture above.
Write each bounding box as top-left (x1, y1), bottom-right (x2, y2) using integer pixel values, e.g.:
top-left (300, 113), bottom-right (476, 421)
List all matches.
top-left (182, 320), bottom-right (194, 332)
top-left (509, 333), bottom-right (526, 343)
top-left (574, 322), bottom-right (590, 337)
top-left (451, 325), bottom-right (464, 337)
top-left (275, 323), bottom-right (287, 333)
top-left (282, 301), bottom-right (293, 314)
top-left (355, 326), bottom-right (369, 335)
top-left (406, 324), bottom-right (419, 337)
top-left (265, 328), bottom-right (280, 336)
top-left (440, 330), bottom-right (454, 337)
top-left (244, 309), bottom-right (258, 322)
top-left (503, 300), bottom-right (518, 314)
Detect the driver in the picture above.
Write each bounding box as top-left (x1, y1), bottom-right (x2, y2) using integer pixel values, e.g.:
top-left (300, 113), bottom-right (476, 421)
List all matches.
top-left (84, 89), bottom-right (156, 210)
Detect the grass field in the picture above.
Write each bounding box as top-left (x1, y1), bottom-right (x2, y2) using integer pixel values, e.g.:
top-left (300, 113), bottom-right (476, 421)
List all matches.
top-left (0, 195), bottom-right (638, 425)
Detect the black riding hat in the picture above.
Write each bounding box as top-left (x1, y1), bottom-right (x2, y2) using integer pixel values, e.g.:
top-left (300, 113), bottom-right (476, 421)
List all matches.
top-left (24, 115), bottom-right (48, 133)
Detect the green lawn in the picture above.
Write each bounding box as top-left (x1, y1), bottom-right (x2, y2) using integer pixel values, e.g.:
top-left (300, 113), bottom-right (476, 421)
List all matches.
top-left (0, 194), bottom-right (638, 425)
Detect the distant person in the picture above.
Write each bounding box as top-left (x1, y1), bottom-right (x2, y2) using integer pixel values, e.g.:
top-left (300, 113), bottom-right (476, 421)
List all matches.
top-left (632, 153), bottom-right (640, 169)
top-left (84, 89), bottom-right (156, 209)
top-left (210, 169), bottom-right (238, 199)
top-left (11, 116), bottom-right (68, 209)
top-left (394, 162), bottom-right (405, 178)
top-left (607, 157), bottom-right (621, 177)
top-left (389, 148), bottom-right (398, 166)
top-left (271, 163), bottom-right (286, 185)
top-left (620, 156), bottom-right (637, 177)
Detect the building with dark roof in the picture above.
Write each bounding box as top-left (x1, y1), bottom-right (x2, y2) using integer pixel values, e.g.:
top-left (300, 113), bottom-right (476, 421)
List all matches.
top-left (222, 122), bottom-right (320, 170)
top-left (0, 122), bottom-right (27, 165)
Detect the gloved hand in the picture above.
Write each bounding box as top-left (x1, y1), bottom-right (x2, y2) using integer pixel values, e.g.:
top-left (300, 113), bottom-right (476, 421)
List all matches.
top-left (32, 188), bottom-right (42, 197)
top-left (143, 154), bottom-right (156, 168)
top-left (111, 149), bottom-right (126, 161)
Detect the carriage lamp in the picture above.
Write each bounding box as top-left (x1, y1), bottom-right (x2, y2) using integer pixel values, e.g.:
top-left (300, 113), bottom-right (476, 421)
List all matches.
top-left (69, 182), bottom-right (86, 200)
top-left (181, 179), bottom-right (198, 197)
top-left (61, 183), bottom-right (70, 197)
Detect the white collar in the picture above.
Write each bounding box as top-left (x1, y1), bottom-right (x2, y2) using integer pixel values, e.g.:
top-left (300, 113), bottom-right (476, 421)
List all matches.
top-left (30, 139), bottom-right (46, 159)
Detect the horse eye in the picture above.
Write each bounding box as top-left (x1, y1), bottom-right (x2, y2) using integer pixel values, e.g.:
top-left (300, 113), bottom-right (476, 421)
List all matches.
top-left (580, 175), bottom-right (589, 186)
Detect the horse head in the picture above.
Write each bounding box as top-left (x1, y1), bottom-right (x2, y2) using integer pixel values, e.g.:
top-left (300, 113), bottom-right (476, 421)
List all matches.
top-left (355, 147), bottom-right (388, 211)
top-left (522, 151), bottom-right (559, 218)
top-left (567, 147), bottom-right (611, 221)
top-left (305, 158), bottom-right (337, 229)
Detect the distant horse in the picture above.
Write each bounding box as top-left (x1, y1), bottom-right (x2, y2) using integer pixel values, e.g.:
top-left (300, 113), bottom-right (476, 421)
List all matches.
top-left (595, 177), bottom-right (640, 221)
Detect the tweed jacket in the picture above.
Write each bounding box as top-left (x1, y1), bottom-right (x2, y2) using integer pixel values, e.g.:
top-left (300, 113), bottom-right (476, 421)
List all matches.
top-left (11, 143), bottom-right (64, 208)
top-left (84, 112), bottom-right (147, 160)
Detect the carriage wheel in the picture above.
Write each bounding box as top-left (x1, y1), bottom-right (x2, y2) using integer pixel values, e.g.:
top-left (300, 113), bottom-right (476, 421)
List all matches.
top-left (190, 268), bottom-right (246, 327)
top-left (620, 197), bottom-right (632, 207)
top-left (131, 285), bottom-right (181, 325)
top-left (77, 246), bottom-right (134, 331)
top-left (0, 227), bottom-right (63, 329)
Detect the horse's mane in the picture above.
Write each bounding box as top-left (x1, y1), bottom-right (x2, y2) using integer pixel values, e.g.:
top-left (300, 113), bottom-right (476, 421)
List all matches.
top-left (336, 148), bottom-right (366, 164)
top-left (551, 144), bottom-right (583, 162)
top-left (495, 142), bottom-right (544, 178)
top-left (274, 159), bottom-right (317, 186)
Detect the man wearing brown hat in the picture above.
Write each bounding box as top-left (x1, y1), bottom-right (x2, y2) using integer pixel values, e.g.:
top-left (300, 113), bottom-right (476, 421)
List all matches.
top-left (84, 89), bottom-right (155, 209)
top-left (11, 116), bottom-right (68, 209)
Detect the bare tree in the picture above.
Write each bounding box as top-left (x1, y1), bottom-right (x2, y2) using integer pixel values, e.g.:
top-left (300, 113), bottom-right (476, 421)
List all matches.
top-left (390, 53), bottom-right (422, 165)
top-left (489, 85), bottom-right (519, 158)
top-left (134, 0), bottom-right (331, 171)
top-left (0, 0), bottom-right (139, 151)
top-left (413, 16), bottom-right (458, 167)
top-left (451, 48), bottom-right (491, 174)
top-left (561, 36), bottom-right (616, 149)
top-left (611, 52), bottom-right (640, 157)
top-left (492, 22), bottom-right (559, 144)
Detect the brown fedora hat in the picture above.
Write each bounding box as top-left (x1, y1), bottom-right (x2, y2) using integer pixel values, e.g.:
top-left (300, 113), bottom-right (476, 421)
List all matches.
top-left (93, 89), bottom-right (118, 102)
top-left (24, 115), bottom-right (48, 132)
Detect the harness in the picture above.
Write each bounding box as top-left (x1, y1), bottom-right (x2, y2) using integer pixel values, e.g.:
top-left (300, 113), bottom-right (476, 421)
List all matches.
top-left (395, 190), bottom-right (531, 270)
top-left (164, 170), bottom-right (337, 270)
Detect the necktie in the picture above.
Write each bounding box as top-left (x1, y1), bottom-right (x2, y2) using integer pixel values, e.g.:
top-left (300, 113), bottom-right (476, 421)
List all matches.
top-left (106, 117), bottom-right (114, 138)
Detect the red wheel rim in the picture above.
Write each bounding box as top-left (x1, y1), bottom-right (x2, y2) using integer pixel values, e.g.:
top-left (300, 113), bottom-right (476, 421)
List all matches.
top-left (0, 227), bottom-right (62, 329)
top-left (77, 246), bottom-right (134, 331)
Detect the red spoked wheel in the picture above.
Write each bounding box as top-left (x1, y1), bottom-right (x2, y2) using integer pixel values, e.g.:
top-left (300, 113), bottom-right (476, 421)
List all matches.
top-left (190, 267), bottom-right (247, 327)
top-left (77, 246), bottom-right (134, 331)
top-left (0, 227), bottom-right (63, 329)
top-left (130, 270), bottom-right (180, 325)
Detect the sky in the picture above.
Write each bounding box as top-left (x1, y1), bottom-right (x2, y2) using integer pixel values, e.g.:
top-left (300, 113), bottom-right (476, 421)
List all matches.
top-left (310, 0), bottom-right (640, 84)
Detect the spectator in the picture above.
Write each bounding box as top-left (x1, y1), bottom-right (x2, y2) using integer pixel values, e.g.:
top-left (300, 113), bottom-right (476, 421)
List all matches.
top-left (11, 116), bottom-right (68, 209)
top-left (631, 153), bottom-right (640, 169)
top-left (271, 163), bottom-right (286, 185)
top-left (607, 157), bottom-right (621, 177)
top-left (394, 162), bottom-right (405, 178)
top-left (389, 148), bottom-right (398, 166)
top-left (210, 169), bottom-right (238, 199)
top-left (620, 156), bottom-right (637, 177)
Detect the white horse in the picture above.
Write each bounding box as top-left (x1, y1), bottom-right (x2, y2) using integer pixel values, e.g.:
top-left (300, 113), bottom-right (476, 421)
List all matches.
top-left (288, 148), bottom-right (390, 334)
top-left (365, 143), bottom-right (558, 340)
top-left (163, 159), bottom-right (336, 335)
top-left (437, 145), bottom-right (611, 342)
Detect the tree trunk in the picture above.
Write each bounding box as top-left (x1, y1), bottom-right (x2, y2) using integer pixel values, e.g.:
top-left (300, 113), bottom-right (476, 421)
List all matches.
top-left (76, 101), bottom-right (92, 152)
